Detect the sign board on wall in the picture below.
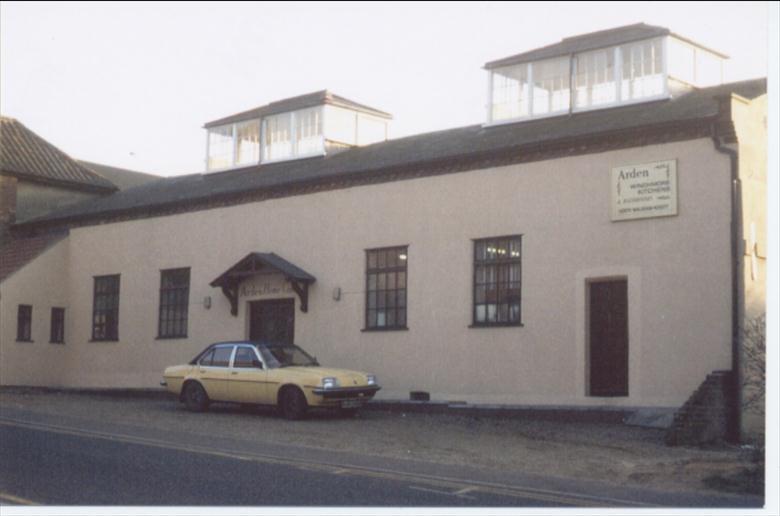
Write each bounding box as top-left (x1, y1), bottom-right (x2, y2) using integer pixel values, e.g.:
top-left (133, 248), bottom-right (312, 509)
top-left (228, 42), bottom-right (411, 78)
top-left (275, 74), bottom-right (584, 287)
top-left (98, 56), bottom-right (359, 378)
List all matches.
top-left (610, 160), bottom-right (678, 221)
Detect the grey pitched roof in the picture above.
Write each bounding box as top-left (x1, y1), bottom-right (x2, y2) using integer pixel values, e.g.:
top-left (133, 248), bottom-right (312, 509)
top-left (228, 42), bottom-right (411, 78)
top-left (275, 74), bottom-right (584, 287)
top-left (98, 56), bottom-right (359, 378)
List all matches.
top-left (78, 161), bottom-right (161, 190)
top-left (204, 90), bottom-right (392, 129)
top-left (211, 252), bottom-right (316, 288)
top-left (484, 23), bottom-right (727, 69)
top-left (17, 78), bottom-right (766, 230)
top-left (0, 117), bottom-right (117, 192)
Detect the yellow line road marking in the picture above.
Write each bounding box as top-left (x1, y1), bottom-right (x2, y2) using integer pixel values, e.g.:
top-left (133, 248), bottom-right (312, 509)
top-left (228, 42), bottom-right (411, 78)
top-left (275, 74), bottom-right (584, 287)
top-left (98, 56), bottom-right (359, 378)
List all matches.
top-left (0, 492), bottom-right (37, 505)
top-left (0, 417), bottom-right (652, 508)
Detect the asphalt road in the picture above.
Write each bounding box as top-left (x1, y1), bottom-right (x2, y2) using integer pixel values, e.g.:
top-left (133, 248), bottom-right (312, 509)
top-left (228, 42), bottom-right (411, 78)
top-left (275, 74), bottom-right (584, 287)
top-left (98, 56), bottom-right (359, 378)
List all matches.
top-left (0, 406), bottom-right (764, 508)
top-left (0, 422), bottom-right (570, 507)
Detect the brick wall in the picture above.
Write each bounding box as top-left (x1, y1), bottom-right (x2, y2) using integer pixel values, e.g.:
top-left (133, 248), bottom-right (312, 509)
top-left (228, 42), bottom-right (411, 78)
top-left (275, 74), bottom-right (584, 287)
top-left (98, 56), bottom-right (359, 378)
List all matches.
top-left (665, 370), bottom-right (736, 446)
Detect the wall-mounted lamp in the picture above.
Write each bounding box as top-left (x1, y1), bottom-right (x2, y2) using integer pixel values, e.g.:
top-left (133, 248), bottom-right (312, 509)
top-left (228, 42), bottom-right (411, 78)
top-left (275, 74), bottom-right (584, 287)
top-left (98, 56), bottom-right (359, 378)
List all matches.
top-left (203, 296), bottom-right (212, 309)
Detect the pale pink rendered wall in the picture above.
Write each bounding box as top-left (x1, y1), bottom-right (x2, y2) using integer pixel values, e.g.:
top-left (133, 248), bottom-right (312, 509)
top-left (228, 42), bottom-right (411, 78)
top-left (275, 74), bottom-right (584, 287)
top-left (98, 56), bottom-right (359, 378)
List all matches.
top-left (2, 138), bottom-right (734, 407)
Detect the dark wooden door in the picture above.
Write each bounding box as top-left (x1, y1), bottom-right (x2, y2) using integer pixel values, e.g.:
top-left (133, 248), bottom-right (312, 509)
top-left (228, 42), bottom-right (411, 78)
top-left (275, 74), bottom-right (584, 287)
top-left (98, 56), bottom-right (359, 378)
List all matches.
top-left (249, 298), bottom-right (295, 345)
top-left (588, 279), bottom-right (628, 397)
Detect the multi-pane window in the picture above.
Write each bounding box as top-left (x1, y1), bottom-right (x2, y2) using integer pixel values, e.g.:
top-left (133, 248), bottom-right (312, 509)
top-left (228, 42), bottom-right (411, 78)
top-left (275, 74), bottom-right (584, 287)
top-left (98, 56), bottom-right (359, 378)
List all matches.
top-left (489, 37), bottom-right (681, 122)
top-left (17, 305), bottom-right (32, 341)
top-left (264, 112), bottom-right (293, 161)
top-left (491, 64), bottom-right (530, 121)
top-left (295, 107), bottom-right (323, 156)
top-left (531, 57), bottom-right (571, 116)
top-left (473, 236), bottom-right (522, 326)
top-left (158, 268), bottom-right (190, 339)
top-left (50, 307), bottom-right (65, 344)
top-left (365, 246), bottom-right (408, 330)
top-left (620, 39), bottom-right (664, 101)
top-left (235, 120), bottom-right (260, 166)
top-left (92, 275), bottom-right (120, 341)
top-left (574, 48), bottom-right (617, 109)
top-left (207, 124), bottom-right (234, 170)
top-left (263, 107), bottom-right (324, 161)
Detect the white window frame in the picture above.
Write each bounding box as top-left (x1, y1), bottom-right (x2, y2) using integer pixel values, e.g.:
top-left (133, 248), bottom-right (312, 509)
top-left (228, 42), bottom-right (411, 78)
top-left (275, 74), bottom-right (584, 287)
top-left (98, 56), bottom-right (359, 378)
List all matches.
top-left (206, 121), bottom-right (261, 173)
top-left (260, 107), bottom-right (327, 165)
top-left (484, 37), bottom-right (671, 127)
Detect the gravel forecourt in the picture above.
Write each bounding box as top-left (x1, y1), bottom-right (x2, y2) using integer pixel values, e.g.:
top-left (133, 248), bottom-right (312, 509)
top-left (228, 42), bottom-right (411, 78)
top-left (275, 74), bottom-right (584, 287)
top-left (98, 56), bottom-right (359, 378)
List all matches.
top-left (0, 389), bottom-right (761, 496)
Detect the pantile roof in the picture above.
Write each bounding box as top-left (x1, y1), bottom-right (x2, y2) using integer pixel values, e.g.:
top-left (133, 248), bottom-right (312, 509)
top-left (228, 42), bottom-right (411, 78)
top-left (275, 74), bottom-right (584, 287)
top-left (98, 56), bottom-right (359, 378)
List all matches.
top-left (0, 117), bottom-right (117, 192)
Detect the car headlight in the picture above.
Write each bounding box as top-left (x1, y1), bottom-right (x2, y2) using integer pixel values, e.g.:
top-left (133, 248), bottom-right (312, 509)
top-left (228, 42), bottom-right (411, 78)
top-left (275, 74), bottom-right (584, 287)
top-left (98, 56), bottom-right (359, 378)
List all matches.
top-left (366, 374), bottom-right (377, 386)
top-left (322, 377), bottom-right (339, 389)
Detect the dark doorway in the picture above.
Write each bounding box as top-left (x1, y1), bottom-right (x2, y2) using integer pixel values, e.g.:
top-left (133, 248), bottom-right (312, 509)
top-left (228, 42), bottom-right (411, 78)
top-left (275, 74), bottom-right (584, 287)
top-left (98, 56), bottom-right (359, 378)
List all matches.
top-left (249, 298), bottom-right (295, 345)
top-left (588, 279), bottom-right (628, 397)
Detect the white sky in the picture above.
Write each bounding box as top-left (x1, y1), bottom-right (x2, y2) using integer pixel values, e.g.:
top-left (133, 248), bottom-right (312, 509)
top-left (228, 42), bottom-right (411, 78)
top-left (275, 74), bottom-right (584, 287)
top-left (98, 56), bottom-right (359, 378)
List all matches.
top-left (0, 1), bottom-right (772, 176)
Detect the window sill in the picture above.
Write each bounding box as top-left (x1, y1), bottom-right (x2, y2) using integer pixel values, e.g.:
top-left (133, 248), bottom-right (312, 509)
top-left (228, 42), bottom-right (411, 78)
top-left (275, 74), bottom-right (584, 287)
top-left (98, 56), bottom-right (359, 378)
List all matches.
top-left (49, 341), bottom-right (65, 345)
top-left (89, 339), bottom-right (119, 343)
top-left (361, 326), bottom-right (409, 332)
top-left (16, 339), bottom-right (33, 343)
top-left (156, 335), bottom-right (188, 340)
top-left (468, 323), bottom-right (524, 329)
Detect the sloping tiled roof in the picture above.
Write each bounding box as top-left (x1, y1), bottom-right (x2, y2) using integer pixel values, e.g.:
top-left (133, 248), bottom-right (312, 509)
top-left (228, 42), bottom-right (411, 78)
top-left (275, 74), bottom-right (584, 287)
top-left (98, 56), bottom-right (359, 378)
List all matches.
top-left (204, 90), bottom-right (392, 128)
top-left (0, 232), bottom-right (67, 283)
top-left (484, 23), bottom-right (727, 69)
top-left (17, 78), bottom-right (767, 230)
top-left (78, 161), bottom-right (161, 190)
top-left (0, 117), bottom-right (117, 192)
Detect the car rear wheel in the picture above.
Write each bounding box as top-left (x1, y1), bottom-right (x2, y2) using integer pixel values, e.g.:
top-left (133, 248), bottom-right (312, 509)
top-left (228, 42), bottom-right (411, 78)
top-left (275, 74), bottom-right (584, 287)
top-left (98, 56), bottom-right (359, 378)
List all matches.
top-left (280, 387), bottom-right (307, 420)
top-left (183, 382), bottom-right (209, 412)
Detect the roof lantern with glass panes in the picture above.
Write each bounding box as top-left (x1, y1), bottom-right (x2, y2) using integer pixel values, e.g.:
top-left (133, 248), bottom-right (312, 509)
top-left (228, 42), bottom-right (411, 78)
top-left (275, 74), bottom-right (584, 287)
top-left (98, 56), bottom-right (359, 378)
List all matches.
top-left (484, 23), bottom-right (727, 125)
top-left (204, 90), bottom-right (392, 172)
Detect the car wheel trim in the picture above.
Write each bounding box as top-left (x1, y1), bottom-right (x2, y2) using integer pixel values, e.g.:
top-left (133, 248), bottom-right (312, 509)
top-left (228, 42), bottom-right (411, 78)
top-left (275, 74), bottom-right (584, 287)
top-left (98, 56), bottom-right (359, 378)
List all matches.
top-left (184, 382), bottom-right (208, 412)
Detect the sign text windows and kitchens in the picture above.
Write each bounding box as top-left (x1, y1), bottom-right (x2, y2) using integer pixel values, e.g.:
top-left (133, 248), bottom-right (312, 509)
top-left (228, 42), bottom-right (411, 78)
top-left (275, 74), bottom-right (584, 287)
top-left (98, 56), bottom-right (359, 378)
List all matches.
top-left (610, 159), bottom-right (678, 221)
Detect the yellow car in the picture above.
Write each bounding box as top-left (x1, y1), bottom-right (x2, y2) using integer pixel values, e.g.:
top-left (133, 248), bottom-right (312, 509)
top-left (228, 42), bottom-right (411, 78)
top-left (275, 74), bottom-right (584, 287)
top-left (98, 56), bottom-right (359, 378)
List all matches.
top-left (161, 341), bottom-right (380, 419)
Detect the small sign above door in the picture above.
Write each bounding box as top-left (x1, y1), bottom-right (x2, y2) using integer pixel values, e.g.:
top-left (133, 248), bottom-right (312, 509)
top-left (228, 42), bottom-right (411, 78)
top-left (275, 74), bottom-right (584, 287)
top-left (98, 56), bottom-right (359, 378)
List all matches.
top-left (610, 159), bottom-right (677, 221)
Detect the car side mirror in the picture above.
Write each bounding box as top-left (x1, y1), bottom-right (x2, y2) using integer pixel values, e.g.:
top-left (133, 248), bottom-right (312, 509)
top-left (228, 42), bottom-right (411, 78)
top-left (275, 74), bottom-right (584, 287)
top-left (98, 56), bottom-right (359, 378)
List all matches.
top-left (252, 359), bottom-right (263, 369)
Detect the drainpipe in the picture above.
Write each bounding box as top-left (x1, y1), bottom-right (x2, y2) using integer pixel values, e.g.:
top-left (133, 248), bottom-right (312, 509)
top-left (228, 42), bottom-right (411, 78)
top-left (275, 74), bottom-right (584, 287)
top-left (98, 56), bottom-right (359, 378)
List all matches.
top-left (711, 118), bottom-right (741, 444)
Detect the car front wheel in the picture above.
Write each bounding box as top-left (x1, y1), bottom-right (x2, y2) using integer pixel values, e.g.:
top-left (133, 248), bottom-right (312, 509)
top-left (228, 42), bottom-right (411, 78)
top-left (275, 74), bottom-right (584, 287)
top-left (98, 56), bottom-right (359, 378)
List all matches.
top-left (280, 387), bottom-right (308, 420)
top-left (183, 382), bottom-right (209, 412)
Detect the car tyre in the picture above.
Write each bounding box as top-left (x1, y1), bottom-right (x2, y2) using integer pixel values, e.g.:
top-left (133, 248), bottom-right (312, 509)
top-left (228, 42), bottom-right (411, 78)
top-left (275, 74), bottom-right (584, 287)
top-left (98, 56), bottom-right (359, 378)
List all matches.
top-left (280, 387), bottom-right (308, 420)
top-left (183, 382), bottom-right (209, 412)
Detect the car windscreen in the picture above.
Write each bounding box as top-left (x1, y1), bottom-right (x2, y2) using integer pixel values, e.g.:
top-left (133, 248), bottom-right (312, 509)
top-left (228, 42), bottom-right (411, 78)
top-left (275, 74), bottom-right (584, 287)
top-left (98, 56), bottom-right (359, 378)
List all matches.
top-left (260, 345), bottom-right (317, 368)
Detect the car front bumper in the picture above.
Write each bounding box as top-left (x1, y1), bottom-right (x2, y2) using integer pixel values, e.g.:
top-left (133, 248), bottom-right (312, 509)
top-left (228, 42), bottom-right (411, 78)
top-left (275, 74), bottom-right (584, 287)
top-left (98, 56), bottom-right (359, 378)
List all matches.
top-left (312, 385), bottom-right (381, 400)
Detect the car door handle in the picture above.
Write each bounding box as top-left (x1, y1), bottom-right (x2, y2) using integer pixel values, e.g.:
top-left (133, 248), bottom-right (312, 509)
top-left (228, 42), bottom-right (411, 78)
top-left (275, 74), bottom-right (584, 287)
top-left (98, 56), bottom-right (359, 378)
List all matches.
top-left (231, 371), bottom-right (238, 375)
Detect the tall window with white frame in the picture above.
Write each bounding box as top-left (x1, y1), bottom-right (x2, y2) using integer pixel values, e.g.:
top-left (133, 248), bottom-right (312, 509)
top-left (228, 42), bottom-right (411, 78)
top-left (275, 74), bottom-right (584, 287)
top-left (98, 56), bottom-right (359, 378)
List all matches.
top-left (158, 268), bottom-right (190, 339)
top-left (365, 246), bottom-right (408, 330)
top-left (472, 236), bottom-right (522, 326)
top-left (92, 274), bottom-right (120, 341)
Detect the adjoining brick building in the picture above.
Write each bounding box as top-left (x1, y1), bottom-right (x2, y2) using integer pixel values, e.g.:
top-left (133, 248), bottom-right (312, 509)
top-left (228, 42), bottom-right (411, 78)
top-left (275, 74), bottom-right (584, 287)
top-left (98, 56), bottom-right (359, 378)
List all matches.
top-left (0, 24), bottom-right (767, 440)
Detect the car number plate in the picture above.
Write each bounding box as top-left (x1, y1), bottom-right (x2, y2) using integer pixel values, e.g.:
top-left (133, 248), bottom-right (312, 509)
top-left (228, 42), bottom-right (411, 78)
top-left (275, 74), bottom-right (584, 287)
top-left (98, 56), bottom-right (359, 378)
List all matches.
top-left (341, 400), bottom-right (363, 408)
